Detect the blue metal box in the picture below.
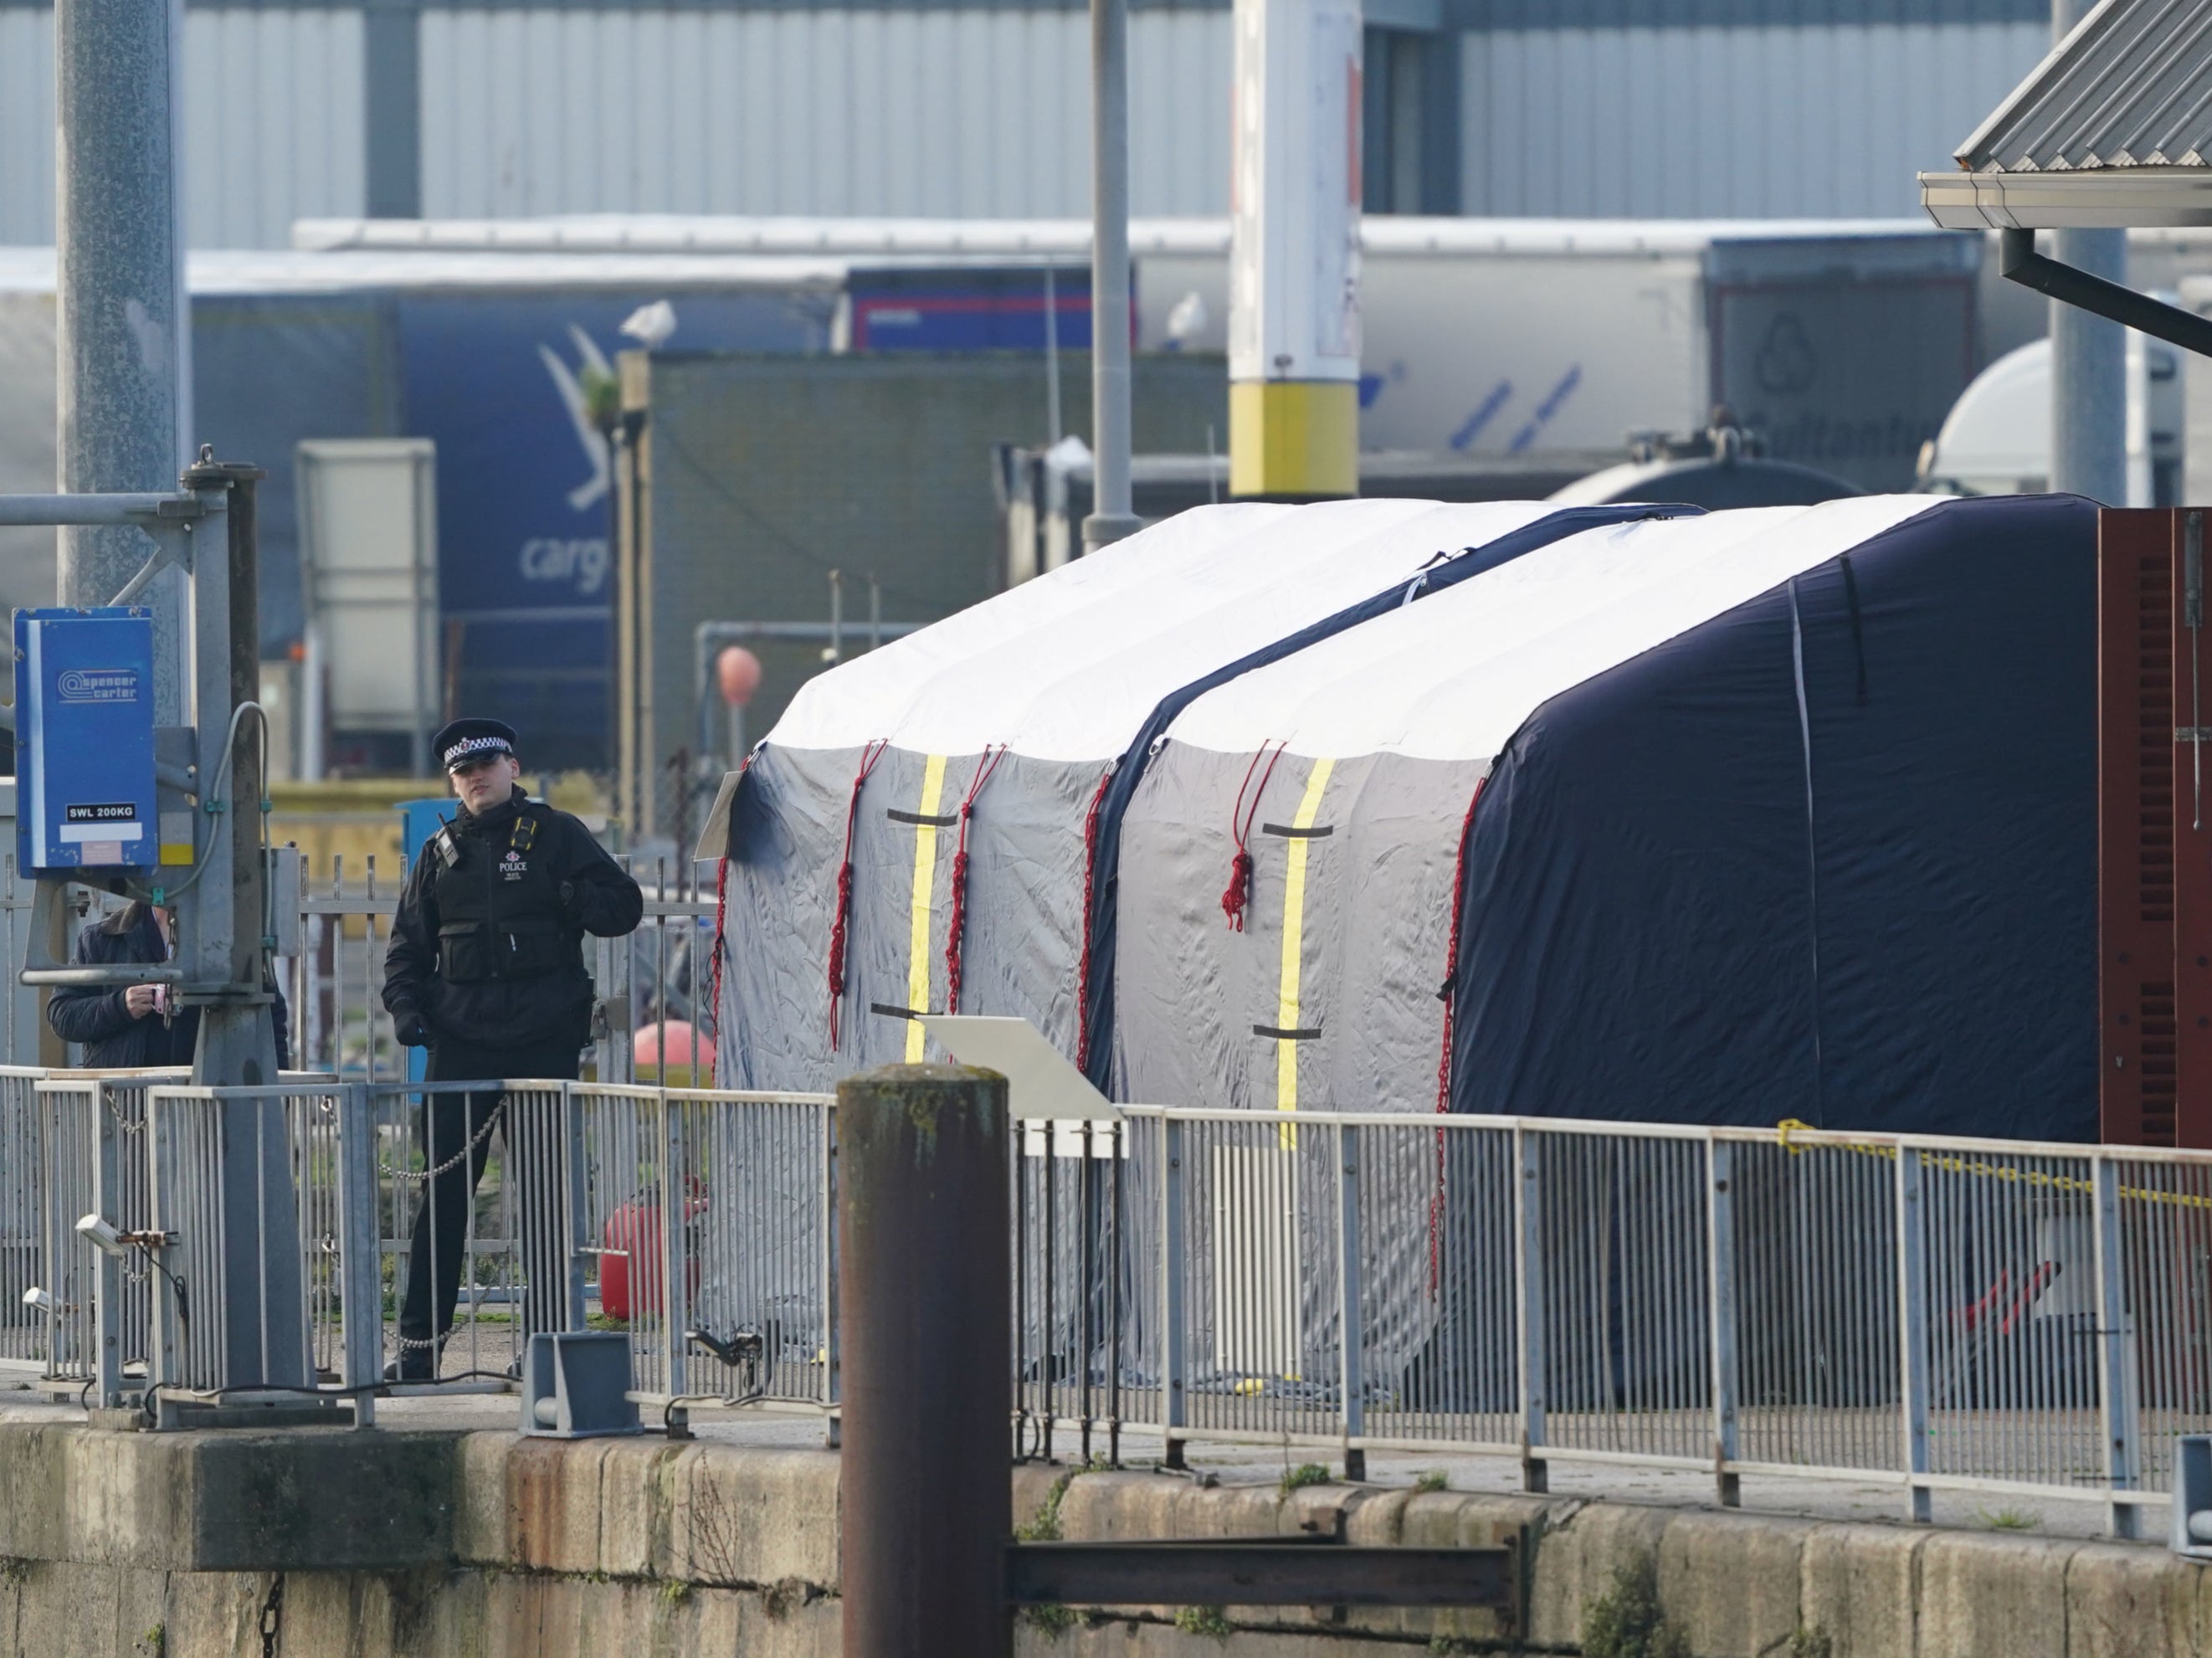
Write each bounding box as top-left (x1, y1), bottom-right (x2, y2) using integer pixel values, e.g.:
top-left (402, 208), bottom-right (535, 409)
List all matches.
top-left (14, 608), bottom-right (158, 874)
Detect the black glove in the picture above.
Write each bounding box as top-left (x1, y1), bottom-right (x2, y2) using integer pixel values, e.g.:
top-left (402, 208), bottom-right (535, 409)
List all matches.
top-left (395, 1010), bottom-right (431, 1049)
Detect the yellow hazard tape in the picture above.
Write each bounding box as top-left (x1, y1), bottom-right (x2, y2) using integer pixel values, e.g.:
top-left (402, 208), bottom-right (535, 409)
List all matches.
top-left (1773, 1119), bottom-right (2212, 1212)
top-left (904, 754), bottom-right (947, 1064)
top-left (1273, 757), bottom-right (1334, 1146)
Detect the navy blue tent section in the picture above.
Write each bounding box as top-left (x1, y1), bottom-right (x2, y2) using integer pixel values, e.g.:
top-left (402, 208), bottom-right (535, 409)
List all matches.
top-left (1446, 493), bottom-right (2099, 1141)
top-left (1077, 500), bottom-right (1703, 1089)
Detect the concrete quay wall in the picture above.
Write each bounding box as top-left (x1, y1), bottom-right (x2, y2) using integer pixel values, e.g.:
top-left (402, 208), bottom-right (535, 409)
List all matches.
top-left (0, 1424), bottom-right (2201, 1655)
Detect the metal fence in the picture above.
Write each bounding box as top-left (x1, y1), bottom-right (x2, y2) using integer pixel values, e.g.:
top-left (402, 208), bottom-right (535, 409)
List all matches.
top-left (1012, 1109), bottom-right (2210, 1539)
top-left (19, 1070), bottom-right (2212, 1535)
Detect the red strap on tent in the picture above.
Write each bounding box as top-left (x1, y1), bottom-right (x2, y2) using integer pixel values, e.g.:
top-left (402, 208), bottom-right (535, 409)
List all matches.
top-left (943, 745), bottom-right (1008, 1015)
top-left (1430, 776), bottom-right (1486, 1296)
top-left (826, 738), bottom-right (890, 1051)
top-left (703, 748), bottom-right (756, 1053)
top-left (1074, 764), bottom-right (1116, 1073)
top-left (1219, 741), bottom-right (1286, 932)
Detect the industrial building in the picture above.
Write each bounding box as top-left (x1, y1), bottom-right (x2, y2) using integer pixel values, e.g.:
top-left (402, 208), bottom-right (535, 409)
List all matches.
top-left (1, 0), bottom-right (2055, 248)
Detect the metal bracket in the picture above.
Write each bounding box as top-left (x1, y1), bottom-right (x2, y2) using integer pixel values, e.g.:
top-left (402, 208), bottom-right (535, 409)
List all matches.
top-left (1003, 1537), bottom-right (1517, 1621)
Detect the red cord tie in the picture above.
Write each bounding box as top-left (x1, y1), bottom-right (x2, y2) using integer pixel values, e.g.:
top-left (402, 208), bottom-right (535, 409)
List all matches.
top-left (703, 748), bottom-right (755, 1057)
top-left (943, 746), bottom-right (1007, 1016)
top-left (1220, 741), bottom-right (1286, 933)
top-left (826, 738), bottom-right (890, 1051)
top-left (1074, 763), bottom-right (1116, 1074)
top-left (1220, 850), bottom-right (1255, 932)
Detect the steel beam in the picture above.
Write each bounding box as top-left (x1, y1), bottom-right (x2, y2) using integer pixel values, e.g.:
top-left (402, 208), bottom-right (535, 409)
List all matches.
top-left (1005, 1540), bottom-right (1517, 1611)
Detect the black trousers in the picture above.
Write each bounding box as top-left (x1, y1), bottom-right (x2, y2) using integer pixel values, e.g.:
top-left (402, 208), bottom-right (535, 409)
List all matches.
top-left (394, 1036), bottom-right (583, 1375)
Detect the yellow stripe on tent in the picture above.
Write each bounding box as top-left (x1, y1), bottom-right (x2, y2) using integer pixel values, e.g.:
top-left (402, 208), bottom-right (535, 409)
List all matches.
top-left (905, 754), bottom-right (948, 1062)
top-left (1275, 757), bottom-right (1336, 1136)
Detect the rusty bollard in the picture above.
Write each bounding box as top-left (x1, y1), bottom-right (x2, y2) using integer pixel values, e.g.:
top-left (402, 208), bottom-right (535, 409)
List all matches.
top-left (838, 1063), bottom-right (1012, 1658)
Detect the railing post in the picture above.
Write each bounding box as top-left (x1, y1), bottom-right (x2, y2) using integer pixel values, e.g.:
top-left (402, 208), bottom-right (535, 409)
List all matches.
top-left (1336, 1119), bottom-right (1365, 1481)
top-left (563, 1082), bottom-right (590, 1334)
top-left (2092, 1153), bottom-right (2143, 1540)
top-left (1706, 1137), bottom-right (1740, 1507)
top-left (837, 1063), bottom-right (1009, 1658)
top-left (335, 1081), bottom-right (381, 1424)
top-left (1516, 1125), bottom-right (1547, 1493)
top-left (660, 1089), bottom-right (690, 1404)
top-left (1161, 1113), bottom-right (1188, 1470)
top-left (146, 1090), bottom-right (181, 1389)
top-left (1896, 1145), bottom-right (1933, 1524)
top-left (91, 1082), bottom-right (122, 1409)
top-left (820, 1097), bottom-right (840, 1443)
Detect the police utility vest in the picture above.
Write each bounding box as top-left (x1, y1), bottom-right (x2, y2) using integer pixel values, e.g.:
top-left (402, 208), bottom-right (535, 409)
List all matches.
top-left (429, 805), bottom-right (577, 984)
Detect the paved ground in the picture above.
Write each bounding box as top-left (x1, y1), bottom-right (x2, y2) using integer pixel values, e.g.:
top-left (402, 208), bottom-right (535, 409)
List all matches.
top-left (0, 1358), bottom-right (2160, 1548)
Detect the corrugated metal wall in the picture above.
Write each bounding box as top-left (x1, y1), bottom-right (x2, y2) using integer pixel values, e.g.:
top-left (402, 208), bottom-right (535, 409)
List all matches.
top-left (0, 7), bottom-right (362, 249)
top-left (0, 8), bottom-right (2056, 244)
top-left (418, 8), bottom-right (1229, 219)
top-left (1462, 22), bottom-right (2052, 218)
top-left (182, 8), bottom-right (365, 245)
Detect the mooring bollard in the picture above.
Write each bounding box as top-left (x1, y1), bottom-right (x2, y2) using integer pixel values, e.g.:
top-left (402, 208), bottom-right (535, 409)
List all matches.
top-left (838, 1062), bottom-right (1012, 1658)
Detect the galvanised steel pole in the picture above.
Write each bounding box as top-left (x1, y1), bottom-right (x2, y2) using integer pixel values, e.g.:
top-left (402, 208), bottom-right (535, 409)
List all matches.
top-left (2050, 0), bottom-right (2127, 506)
top-left (1083, 0), bottom-right (1141, 554)
top-left (55, 0), bottom-right (192, 721)
top-left (838, 1063), bottom-right (1011, 1658)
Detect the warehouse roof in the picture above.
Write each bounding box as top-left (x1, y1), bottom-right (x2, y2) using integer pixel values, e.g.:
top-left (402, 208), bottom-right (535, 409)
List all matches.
top-left (1922, 0), bottom-right (2212, 227)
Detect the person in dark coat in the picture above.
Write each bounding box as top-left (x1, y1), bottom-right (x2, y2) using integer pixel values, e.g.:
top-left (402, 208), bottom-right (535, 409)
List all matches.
top-left (46, 901), bottom-right (290, 1069)
top-left (381, 716), bottom-right (643, 1379)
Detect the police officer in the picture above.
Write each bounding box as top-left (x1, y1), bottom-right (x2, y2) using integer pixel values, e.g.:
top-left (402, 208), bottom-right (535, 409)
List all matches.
top-left (382, 717), bottom-right (643, 1379)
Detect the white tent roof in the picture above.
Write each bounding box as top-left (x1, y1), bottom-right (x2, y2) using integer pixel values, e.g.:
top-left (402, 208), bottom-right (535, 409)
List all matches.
top-left (766, 497), bottom-right (1569, 762)
top-left (1164, 495), bottom-right (1944, 764)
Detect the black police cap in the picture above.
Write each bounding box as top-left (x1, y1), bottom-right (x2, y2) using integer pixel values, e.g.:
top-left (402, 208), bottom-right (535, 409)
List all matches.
top-left (433, 717), bottom-right (519, 773)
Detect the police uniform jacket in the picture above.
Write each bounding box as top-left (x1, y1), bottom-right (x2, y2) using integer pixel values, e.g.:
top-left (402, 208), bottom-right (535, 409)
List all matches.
top-left (382, 788), bottom-right (644, 1050)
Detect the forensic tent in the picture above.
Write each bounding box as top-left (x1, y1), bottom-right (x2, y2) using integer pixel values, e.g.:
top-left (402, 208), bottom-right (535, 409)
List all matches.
top-left (706, 496), bottom-right (1692, 1090)
top-left (711, 490), bottom-right (2096, 1144)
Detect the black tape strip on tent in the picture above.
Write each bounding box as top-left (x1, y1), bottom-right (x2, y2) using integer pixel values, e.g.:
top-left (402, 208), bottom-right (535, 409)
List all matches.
top-left (1076, 500), bottom-right (1705, 1091)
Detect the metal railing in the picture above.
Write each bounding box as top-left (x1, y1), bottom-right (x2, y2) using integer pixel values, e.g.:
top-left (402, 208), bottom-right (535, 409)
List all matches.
top-left (1008, 1109), bottom-right (2212, 1539)
top-left (20, 1067), bottom-right (2212, 1535)
top-left (342, 1079), bottom-right (835, 1420)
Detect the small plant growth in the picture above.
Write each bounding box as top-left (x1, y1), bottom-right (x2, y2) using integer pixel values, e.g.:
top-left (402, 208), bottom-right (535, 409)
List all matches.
top-left (1279, 1461), bottom-right (1331, 1496)
top-left (1022, 1602), bottom-right (1080, 1640)
top-left (1582, 1557), bottom-right (1691, 1658)
top-left (1173, 1604), bottom-right (1234, 1640)
top-left (1975, 1507), bottom-right (2041, 1532)
top-left (1790, 1626), bottom-right (1835, 1658)
top-left (1016, 1474), bottom-right (1073, 1543)
top-left (1415, 1468), bottom-right (1450, 1493)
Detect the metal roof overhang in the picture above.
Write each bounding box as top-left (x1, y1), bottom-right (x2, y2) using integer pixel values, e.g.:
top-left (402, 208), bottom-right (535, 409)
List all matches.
top-left (1921, 167), bottom-right (2212, 229)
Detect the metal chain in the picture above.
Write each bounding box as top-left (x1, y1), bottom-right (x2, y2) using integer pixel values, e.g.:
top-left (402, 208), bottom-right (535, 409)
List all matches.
top-left (259, 1575), bottom-right (284, 1658)
top-left (377, 1101), bottom-right (504, 1184)
top-left (95, 1090), bottom-right (150, 1136)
